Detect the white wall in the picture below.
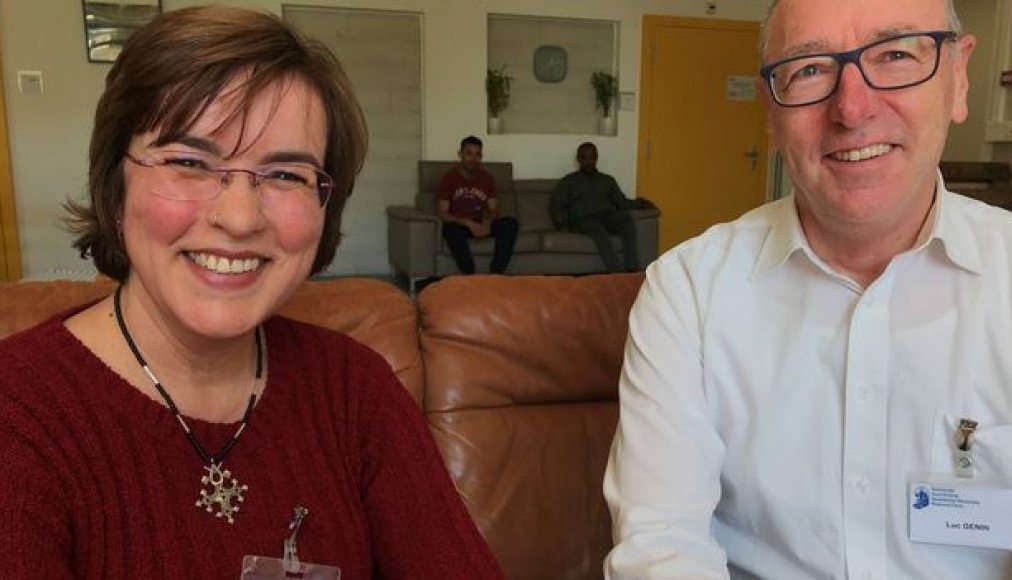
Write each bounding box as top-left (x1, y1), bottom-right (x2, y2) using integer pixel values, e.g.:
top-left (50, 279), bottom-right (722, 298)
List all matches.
top-left (1, 0), bottom-right (768, 278)
top-left (988, 0), bottom-right (1012, 164)
top-left (944, 0), bottom-right (998, 160)
top-left (286, 7), bottom-right (423, 276)
top-left (1, 1), bottom-right (105, 278)
top-left (488, 15), bottom-right (615, 135)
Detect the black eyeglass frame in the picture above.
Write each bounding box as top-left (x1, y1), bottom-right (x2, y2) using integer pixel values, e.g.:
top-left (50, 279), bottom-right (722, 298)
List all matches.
top-left (759, 30), bottom-right (958, 108)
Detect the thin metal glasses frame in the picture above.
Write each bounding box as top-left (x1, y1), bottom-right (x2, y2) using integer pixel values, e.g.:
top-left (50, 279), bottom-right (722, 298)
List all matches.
top-left (124, 152), bottom-right (333, 207)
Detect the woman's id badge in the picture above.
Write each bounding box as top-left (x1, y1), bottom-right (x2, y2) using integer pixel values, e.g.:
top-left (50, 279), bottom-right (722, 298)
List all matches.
top-left (240, 506), bottom-right (341, 580)
top-left (240, 555), bottom-right (341, 579)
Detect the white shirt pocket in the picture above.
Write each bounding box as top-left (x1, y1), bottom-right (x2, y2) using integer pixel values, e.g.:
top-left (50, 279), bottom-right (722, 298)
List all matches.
top-left (931, 412), bottom-right (1012, 480)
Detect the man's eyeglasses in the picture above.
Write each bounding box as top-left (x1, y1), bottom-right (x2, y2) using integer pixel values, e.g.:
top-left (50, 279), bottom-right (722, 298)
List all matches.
top-left (760, 30), bottom-right (958, 107)
top-left (125, 150), bottom-right (334, 213)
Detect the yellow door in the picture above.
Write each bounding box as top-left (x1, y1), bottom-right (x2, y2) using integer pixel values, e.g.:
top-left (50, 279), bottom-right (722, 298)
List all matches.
top-left (638, 17), bottom-right (767, 253)
top-left (0, 45), bottom-right (22, 281)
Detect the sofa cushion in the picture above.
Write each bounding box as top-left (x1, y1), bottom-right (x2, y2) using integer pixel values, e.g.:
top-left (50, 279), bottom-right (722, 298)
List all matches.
top-left (417, 273), bottom-right (644, 580)
top-left (514, 178), bottom-right (557, 194)
top-left (541, 230), bottom-right (621, 253)
top-left (516, 191), bottom-right (555, 233)
top-left (0, 279), bottom-right (116, 340)
top-left (278, 279), bottom-right (424, 404)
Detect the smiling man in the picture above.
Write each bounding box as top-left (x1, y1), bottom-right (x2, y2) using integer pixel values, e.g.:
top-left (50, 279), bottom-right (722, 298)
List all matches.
top-left (604, 0), bottom-right (1012, 578)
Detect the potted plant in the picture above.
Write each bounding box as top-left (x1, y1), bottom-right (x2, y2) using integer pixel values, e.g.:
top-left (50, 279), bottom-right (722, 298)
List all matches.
top-left (591, 70), bottom-right (618, 135)
top-left (486, 66), bottom-right (512, 134)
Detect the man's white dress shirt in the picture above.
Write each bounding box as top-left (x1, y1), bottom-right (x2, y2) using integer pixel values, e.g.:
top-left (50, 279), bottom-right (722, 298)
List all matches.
top-left (605, 183), bottom-right (1012, 579)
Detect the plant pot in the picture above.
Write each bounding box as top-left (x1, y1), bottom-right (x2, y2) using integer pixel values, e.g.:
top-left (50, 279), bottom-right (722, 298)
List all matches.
top-left (488, 116), bottom-right (504, 134)
top-left (598, 116), bottom-right (617, 136)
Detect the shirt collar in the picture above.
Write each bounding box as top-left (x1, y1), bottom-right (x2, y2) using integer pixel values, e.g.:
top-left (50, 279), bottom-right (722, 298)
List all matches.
top-left (753, 171), bottom-right (982, 279)
top-left (930, 172), bottom-right (983, 275)
top-left (753, 195), bottom-right (809, 278)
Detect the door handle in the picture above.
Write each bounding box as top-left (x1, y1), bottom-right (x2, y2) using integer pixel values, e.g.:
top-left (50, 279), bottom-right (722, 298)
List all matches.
top-left (743, 147), bottom-right (759, 172)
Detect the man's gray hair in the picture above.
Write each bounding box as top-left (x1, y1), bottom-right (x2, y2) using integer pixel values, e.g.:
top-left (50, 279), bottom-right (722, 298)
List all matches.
top-left (759, 0), bottom-right (963, 58)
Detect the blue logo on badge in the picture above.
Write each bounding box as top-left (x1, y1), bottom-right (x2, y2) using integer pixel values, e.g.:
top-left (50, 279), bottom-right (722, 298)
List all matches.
top-left (913, 486), bottom-right (931, 509)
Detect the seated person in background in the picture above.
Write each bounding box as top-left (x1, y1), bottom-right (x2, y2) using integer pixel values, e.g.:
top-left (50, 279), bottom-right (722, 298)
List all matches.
top-left (0, 7), bottom-right (503, 578)
top-left (437, 136), bottom-right (519, 274)
top-left (550, 142), bottom-right (652, 272)
top-left (604, 0), bottom-right (1002, 578)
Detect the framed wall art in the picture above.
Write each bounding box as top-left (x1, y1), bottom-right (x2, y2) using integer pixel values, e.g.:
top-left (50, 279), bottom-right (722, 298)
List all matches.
top-left (82, 0), bottom-right (162, 63)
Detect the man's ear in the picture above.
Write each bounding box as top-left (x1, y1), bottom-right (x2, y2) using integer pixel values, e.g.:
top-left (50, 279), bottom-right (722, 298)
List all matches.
top-left (949, 34), bottom-right (976, 124)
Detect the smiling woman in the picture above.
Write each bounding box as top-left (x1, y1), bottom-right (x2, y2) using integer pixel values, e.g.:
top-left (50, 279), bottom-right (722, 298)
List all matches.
top-left (0, 6), bottom-right (503, 579)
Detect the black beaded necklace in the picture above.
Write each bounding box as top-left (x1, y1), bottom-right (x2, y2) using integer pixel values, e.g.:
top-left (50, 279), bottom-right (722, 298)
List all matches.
top-left (113, 286), bottom-right (263, 524)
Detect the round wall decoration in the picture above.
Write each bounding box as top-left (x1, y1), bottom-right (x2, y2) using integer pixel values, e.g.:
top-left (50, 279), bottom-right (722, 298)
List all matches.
top-left (533, 45), bottom-right (568, 83)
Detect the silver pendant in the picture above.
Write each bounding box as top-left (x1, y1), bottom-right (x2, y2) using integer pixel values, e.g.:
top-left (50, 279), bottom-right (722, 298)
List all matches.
top-left (195, 462), bottom-right (248, 524)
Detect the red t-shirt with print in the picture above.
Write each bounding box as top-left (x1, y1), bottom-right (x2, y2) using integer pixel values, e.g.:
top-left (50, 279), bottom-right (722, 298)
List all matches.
top-left (437, 168), bottom-right (496, 221)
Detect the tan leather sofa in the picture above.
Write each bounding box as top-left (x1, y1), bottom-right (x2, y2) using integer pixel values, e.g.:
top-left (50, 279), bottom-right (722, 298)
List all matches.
top-left (386, 161), bottom-right (660, 292)
top-left (0, 273), bottom-right (644, 579)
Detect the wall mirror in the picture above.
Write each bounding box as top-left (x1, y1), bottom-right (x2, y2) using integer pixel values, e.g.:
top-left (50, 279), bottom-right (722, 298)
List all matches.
top-left (82, 0), bottom-right (162, 63)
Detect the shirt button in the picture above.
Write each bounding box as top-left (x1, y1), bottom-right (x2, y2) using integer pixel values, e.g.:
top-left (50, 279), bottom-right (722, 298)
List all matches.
top-left (852, 476), bottom-right (871, 493)
top-left (857, 385), bottom-right (872, 400)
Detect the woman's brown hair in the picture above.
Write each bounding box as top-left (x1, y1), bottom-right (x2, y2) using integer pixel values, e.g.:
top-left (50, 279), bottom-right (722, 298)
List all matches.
top-left (66, 6), bottom-right (367, 279)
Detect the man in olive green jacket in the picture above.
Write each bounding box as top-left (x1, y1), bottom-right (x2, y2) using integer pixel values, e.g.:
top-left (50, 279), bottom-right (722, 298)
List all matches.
top-left (550, 142), bottom-right (652, 272)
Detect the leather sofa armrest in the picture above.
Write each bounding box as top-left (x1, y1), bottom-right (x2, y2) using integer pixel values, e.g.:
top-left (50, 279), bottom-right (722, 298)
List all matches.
top-left (386, 205), bottom-right (441, 280)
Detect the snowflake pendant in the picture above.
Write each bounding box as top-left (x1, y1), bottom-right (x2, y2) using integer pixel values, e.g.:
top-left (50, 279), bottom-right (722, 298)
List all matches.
top-left (195, 462), bottom-right (248, 524)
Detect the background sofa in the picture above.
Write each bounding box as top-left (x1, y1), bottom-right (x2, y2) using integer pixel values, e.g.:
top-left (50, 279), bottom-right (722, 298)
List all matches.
top-left (0, 273), bottom-right (644, 580)
top-left (940, 161), bottom-right (1012, 211)
top-left (387, 161), bottom-right (659, 292)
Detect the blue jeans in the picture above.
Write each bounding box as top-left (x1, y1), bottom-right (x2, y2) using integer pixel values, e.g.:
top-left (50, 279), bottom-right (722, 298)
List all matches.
top-left (441, 217), bottom-right (519, 274)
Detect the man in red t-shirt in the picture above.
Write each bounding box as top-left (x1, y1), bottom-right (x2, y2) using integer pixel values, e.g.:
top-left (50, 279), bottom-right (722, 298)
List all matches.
top-left (436, 136), bottom-right (518, 274)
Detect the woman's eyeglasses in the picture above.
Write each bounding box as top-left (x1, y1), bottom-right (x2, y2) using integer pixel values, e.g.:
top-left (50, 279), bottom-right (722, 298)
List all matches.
top-left (125, 150), bottom-right (334, 213)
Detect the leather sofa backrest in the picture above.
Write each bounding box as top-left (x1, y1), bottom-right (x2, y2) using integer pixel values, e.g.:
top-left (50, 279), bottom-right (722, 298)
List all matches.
top-left (418, 273), bottom-right (644, 580)
top-left (0, 278), bottom-right (425, 404)
top-left (0, 279), bottom-right (117, 339)
top-left (277, 279), bottom-right (424, 403)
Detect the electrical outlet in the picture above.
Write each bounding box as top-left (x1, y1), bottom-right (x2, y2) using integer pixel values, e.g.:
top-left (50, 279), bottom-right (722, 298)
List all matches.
top-left (17, 71), bottom-right (43, 94)
top-left (619, 92), bottom-right (636, 111)
top-left (706, 2), bottom-right (717, 15)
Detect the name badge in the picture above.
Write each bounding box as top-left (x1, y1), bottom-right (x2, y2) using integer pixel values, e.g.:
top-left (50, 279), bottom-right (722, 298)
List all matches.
top-left (908, 480), bottom-right (1012, 550)
top-left (240, 506), bottom-right (341, 579)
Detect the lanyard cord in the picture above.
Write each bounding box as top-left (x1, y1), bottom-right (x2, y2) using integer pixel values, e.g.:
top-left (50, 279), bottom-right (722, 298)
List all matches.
top-left (113, 286), bottom-right (262, 465)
